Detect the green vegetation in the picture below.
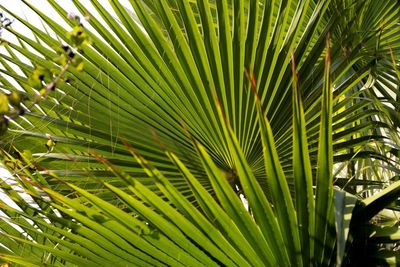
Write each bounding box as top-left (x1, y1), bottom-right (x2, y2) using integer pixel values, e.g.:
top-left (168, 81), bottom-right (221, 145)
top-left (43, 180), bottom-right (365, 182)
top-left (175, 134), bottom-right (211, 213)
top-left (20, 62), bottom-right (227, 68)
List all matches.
top-left (0, 0), bottom-right (399, 266)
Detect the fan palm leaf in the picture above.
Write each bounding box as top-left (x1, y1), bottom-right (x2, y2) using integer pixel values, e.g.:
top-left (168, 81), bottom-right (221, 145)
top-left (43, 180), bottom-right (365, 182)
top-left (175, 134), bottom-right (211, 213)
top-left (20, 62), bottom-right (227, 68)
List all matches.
top-left (0, 0), bottom-right (397, 191)
top-left (0, 0), bottom-right (398, 265)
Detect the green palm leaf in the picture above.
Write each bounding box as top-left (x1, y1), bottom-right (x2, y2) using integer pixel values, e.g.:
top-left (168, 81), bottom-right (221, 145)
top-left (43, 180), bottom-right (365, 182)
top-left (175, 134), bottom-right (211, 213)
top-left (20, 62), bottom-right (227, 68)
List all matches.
top-left (0, 0), bottom-right (399, 266)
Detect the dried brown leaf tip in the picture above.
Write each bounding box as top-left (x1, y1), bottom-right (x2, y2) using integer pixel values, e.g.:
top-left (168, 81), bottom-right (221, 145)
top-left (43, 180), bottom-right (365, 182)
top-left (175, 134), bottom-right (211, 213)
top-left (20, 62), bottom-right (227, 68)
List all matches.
top-left (244, 67), bottom-right (261, 103)
top-left (325, 32), bottom-right (331, 66)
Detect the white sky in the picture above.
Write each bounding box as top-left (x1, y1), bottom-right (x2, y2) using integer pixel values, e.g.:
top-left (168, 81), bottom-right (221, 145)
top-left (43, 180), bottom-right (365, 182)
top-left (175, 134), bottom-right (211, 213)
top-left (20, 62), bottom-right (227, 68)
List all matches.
top-left (0, 1), bottom-right (62, 178)
top-left (0, 0), bottom-right (134, 204)
top-left (0, 0), bottom-right (142, 236)
top-left (1, 0), bottom-right (75, 38)
top-left (0, 0), bottom-right (91, 207)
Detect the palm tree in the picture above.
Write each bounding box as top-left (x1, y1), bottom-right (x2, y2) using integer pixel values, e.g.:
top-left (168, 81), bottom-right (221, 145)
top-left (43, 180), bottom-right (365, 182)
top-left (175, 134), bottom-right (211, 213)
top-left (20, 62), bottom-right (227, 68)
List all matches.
top-left (0, 0), bottom-right (399, 265)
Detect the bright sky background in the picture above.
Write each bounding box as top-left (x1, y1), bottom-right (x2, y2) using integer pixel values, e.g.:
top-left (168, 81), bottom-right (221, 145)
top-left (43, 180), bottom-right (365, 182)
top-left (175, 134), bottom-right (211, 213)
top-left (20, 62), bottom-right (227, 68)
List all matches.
top-left (0, 0), bottom-right (134, 208)
top-left (0, 0), bottom-right (129, 168)
top-left (0, 1), bottom-right (70, 180)
top-left (0, 0), bottom-right (99, 208)
top-left (1, 0), bottom-right (76, 39)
